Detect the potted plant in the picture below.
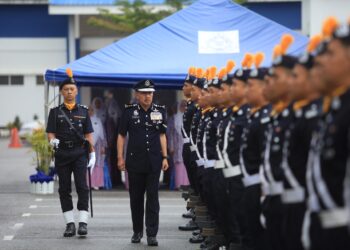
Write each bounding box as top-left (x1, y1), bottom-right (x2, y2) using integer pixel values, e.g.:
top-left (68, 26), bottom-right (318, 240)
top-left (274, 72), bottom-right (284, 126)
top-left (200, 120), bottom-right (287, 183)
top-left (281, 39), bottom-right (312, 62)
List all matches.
top-left (27, 127), bottom-right (55, 194)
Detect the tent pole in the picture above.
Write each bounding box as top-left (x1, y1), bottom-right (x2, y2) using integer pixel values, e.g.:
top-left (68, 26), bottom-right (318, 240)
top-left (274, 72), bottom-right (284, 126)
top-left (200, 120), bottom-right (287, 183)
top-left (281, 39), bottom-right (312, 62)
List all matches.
top-left (44, 80), bottom-right (49, 125)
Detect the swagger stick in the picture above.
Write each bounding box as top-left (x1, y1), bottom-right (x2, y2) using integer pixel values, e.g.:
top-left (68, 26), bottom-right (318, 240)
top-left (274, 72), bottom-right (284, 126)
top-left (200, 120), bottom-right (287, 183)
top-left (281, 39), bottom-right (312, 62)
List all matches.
top-left (88, 167), bottom-right (93, 218)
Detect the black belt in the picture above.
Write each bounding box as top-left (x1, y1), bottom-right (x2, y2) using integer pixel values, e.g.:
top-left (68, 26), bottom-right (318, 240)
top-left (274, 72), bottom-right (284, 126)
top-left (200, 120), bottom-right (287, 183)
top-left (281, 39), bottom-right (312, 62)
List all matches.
top-left (60, 140), bottom-right (83, 149)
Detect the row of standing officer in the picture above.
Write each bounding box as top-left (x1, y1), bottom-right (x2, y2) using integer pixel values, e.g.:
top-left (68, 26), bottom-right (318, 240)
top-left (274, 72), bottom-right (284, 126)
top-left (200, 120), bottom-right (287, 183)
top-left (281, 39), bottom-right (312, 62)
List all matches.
top-left (179, 17), bottom-right (350, 250)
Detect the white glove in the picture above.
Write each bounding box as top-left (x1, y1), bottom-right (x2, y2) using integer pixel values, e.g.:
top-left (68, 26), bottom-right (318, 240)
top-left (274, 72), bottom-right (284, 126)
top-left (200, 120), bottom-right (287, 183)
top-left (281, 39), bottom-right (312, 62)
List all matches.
top-left (49, 138), bottom-right (60, 148)
top-left (87, 152), bottom-right (96, 170)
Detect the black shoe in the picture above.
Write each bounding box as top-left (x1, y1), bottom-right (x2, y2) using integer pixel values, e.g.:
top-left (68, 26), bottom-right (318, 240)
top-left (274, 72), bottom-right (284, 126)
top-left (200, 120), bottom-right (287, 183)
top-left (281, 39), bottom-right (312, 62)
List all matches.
top-left (178, 220), bottom-right (199, 231)
top-left (147, 236), bottom-right (158, 246)
top-left (131, 232), bottom-right (143, 243)
top-left (189, 233), bottom-right (205, 243)
top-left (182, 208), bottom-right (195, 219)
top-left (63, 223), bottom-right (76, 237)
top-left (204, 242), bottom-right (221, 250)
top-left (77, 223), bottom-right (88, 236)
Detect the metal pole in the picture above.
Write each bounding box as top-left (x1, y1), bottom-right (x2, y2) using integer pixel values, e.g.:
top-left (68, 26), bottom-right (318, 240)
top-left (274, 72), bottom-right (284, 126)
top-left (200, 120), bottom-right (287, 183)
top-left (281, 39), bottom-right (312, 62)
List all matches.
top-left (44, 80), bottom-right (49, 125)
top-left (88, 167), bottom-right (93, 218)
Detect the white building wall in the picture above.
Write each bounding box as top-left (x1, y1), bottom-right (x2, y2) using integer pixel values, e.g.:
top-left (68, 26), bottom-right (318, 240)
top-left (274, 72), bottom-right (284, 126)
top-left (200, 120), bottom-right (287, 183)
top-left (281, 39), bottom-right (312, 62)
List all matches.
top-left (0, 75), bottom-right (44, 125)
top-left (302, 0), bottom-right (350, 36)
top-left (0, 38), bottom-right (67, 126)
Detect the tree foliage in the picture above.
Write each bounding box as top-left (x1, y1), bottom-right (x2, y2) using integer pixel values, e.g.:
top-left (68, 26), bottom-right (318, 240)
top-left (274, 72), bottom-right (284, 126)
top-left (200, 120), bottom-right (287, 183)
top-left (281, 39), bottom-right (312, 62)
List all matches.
top-left (88, 0), bottom-right (246, 34)
top-left (88, 0), bottom-right (190, 34)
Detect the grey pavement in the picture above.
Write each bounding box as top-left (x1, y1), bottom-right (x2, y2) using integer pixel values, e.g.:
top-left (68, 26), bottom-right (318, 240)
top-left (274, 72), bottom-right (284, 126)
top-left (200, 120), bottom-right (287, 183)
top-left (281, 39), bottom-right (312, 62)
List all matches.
top-left (0, 139), bottom-right (197, 250)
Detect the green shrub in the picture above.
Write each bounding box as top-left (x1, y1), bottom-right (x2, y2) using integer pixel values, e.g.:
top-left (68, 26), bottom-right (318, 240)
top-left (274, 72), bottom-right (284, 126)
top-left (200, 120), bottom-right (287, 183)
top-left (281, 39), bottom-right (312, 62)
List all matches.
top-left (27, 128), bottom-right (52, 175)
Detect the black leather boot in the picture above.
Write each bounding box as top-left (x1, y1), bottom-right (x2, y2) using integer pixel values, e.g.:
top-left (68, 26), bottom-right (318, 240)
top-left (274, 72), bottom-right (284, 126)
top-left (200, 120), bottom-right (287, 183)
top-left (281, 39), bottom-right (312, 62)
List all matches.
top-left (147, 236), bottom-right (158, 246)
top-left (77, 222), bottom-right (88, 236)
top-left (131, 232), bottom-right (143, 243)
top-left (63, 223), bottom-right (76, 237)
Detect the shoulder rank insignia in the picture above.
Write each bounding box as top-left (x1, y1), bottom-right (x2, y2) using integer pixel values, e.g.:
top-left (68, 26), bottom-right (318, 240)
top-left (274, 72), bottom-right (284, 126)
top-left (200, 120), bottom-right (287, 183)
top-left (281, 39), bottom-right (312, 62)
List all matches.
top-left (125, 103), bottom-right (138, 109)
top-left (153, 104), bottom-right (165, 109)
top-left (78, 104), bottom-right (89, 109)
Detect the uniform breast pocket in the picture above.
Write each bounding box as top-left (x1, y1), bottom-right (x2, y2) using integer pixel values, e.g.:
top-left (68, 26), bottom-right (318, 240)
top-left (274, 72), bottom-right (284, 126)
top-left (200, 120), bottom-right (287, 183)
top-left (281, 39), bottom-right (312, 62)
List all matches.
top-left (132, 118), bottom-right (141, 125)
top-left (74, 119), bottom-right (84, 132)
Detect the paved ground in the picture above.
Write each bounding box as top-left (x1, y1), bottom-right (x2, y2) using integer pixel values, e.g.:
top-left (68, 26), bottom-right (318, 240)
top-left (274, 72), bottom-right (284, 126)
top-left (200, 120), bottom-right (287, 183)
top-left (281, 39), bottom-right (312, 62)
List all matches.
top-left (0, 139), bottom-right (196, 250)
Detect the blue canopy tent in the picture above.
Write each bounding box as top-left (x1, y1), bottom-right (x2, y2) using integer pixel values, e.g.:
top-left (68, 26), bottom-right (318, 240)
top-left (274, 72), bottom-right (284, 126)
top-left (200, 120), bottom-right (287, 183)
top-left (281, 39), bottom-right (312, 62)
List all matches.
top-left (45, 0), bottom-right (309, 89)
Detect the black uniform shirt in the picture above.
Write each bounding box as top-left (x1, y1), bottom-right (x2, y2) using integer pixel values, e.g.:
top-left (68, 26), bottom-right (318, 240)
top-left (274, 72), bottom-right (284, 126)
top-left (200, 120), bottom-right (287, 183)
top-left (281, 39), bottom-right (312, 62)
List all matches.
top-left (118, 103), bottom-right (167, 173)
top-left (284, 99), bottom-right (322, 189)
top-left (225, 104), bottom-right (250, 166)
top-left (241, 104), bottom-right (271, 175)
top-left (190, 105), bottom-right (202, 145)
top-left (217, 107), bottom-right (233, 153)
top-left (266, 104), bottom-right (293, 182)
top-left (318, 89), bottom-right (350, 206)
top-left (182, 100), bottom-right (196, 138)
top-left (196, 108), bottom-right (212, 159)
top-left (204, 108), bottom-right (223, 160)
top-left (46, 103), bottom-right (93, 142)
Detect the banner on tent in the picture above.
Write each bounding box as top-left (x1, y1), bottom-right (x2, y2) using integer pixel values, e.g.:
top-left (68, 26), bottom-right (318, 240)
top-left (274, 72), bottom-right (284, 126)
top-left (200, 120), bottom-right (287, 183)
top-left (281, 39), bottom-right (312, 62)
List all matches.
top-left (198, 30), bottom-right (240, 54)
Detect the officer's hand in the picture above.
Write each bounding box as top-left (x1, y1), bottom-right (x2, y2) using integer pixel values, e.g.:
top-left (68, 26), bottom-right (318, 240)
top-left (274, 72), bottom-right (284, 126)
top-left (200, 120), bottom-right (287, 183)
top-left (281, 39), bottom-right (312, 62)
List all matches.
top-left (118, 157), bottom-right (126, 171)
top-left (49, 138), bottom-right (60, 148)
top-left (162, 159), bottom-right (169, 171)
top-left (88, 152), bottom-right (96, 170)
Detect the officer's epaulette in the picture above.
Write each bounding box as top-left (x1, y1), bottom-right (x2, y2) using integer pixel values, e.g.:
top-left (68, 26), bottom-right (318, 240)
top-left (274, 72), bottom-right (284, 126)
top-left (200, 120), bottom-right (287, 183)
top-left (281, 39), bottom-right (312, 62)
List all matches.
top-left (78, 104), bottom-right (89, 109)
top-left (153, 104), bottom-right (165, 109)
top-left (125, 103), bottom-right (138, 109)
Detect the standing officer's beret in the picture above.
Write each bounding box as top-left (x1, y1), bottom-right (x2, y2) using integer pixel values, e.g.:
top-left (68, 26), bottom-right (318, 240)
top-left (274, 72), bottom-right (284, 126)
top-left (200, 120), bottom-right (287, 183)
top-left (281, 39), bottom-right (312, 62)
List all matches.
top-left (60, 68), bottom-right (76, 90)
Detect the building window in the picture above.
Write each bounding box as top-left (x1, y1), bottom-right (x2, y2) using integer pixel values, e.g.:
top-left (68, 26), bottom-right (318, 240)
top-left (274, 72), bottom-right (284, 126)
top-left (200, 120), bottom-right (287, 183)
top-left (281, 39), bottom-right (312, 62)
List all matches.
top-left (10, 75), bottom-right (24, 85)
top-left (36, 75), bottom-right (44, 85)
top-left (0, 76), bottom-right (9, 85)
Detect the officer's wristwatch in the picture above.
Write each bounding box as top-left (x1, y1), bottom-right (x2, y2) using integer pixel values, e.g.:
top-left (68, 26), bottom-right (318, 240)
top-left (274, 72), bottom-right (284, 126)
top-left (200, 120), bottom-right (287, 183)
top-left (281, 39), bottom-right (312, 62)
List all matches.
top-left (162, 155), bottom-right (169, 160)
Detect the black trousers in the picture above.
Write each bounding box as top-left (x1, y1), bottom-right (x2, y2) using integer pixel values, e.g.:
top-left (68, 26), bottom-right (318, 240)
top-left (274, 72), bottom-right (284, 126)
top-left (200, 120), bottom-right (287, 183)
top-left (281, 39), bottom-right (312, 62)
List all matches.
top-left (262, 195), bottom-right (284, 250)
top-left (282, 202), bottom-right (306, 250)
top-left (241, 185), bottom-right (266, 250)
top-left (202, 168), bottom-right (217, 220)
top-left (128, 170), bottom-right (161, 237)
top-left (309, 212), bottom-right (350, 250)
top-left (183, 145), bottom-right (200, 195)
top-left (196, 166), bottom-right (206, 202)
top-left (227, 176), bottom-right (245, 244)
top-left (56, 154), bottom-right (89, 213)
top-left (182, 143), bottom-right (196, 192)
top-left (213, 170), bottom-right (239, 245)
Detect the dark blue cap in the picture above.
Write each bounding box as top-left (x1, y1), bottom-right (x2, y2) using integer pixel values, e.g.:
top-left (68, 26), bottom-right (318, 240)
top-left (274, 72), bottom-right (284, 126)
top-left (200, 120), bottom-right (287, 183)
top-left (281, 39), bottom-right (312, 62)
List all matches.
top-left (297, 52), bottom-right (314, 69)
top-left (134, 79), bottom-right (155, 92)
top-left (272, 55), bottom-right (298, 69)
top-left (249, 67), bottom-right (269, 80)
top-left (233, 69), bottom-right (251, 83)
top-left (193, 77), bottom-right (206, 89)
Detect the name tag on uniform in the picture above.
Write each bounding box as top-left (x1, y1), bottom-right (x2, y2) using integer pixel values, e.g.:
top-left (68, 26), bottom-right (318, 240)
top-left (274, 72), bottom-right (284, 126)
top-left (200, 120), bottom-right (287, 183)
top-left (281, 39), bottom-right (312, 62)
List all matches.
top-left (74, 116), bottom-right (86, 119)
top-left (150, 112), bottom-right (162, 121)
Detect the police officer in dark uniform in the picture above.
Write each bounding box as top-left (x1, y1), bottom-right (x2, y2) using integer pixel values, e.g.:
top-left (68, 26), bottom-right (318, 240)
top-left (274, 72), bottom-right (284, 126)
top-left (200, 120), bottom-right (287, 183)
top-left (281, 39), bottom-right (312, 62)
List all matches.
top-left (303, 21), bottom-right (350, 250)
top-left (117, 79), bottom-right (169, 247)
top-left (280, 37), bottom-right (322, 250)
top-left (222, 63), bottom-right (251, 250)
top-left (179, 70), bottom-right (204, 231)
top-left (46, 69), bottom-right (95, 237)
top-left (261, 50), bottom-right (297, 250)
top-left (211, 66), bottom-right (238, 249)
top-left (181, 68), bottom-right (199, 219)
top-left (240, 60), bottom-right (271, 250)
